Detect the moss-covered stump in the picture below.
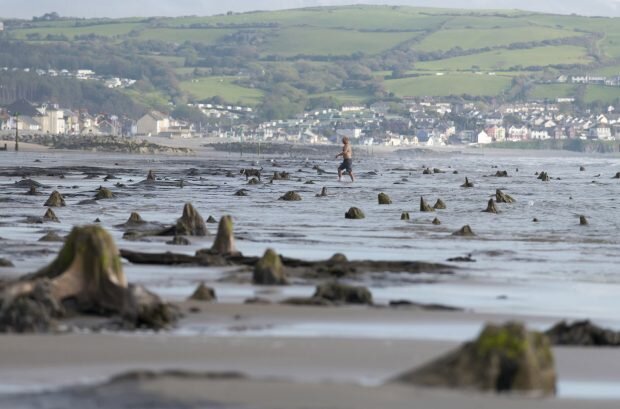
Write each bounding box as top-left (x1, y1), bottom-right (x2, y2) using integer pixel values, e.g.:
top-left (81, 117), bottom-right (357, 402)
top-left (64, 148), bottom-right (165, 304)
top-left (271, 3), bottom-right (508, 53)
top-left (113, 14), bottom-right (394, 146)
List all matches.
top-left (579, 215), bottom-right (588, 226)
top-left (206, 215), bottom-right (217, 223)
top-left (393, 322), bottom-right (556, 396)
top-left (38, 232), bottom-right (64, 242)
top-left (234, 189), bottom-right (249, 197)
top-left (313, 281), bottom-right (373, 305)
top-left (95, 187), bottom-right (115, 200)
top-left (44, 190), bottom-right (65, 207)
top-left (422, 168), bottom-right (432, 175)
top-left (26, 186), bottom-right (39, 196)
top-left (0, 280), bottom-right (64, 333)
top-left (345, 207), bottom-right (365, 219)
top-left (613, 172), bottom-right (620, 179)
top-left (166, 236), bottom-right (190, 246)
top-left (461, 177), bottom-right (474, 188)
top-left (420, 197), bottom-right (434, 212)
top-left (579, 166), bottom-right (586, 172)
top-left (316, 187), bottom-right (328, 197)
top-left (188, 282), bottom-right (217, 302)
top-left (247, 177), bottom-right (260, 185)
top-left (125, 212), bottom-right (145, 227)
top-left (401, 212), bottom-right (410, 220)
top-left (432, 217), bottom-right (441, 225)
top-left (378, 192), bottom-right (392, 205)
top-left (494, 170), bottom-right (509, 177)
top-left (272, 171), bottom-right (290, 181)
top-left (253, 248), bottom-right (287, 285)
top-left (483, 199), bottom-right (499, 213)
top-left (211, 215), bottom-right (238, 255)
top-left (453, 225), bottom-right (475, 236)
top-left (538, 171), bottom-right (550, 182)
top-left (545, 320), bottom-right (620, 346)
top-left (146, 170), bottom-right (156, 182)
top-left (280, 191), bottom-right (302, 201)
top-left (496, 189), bottom-right (515, 204)
top-left (433, 199), bottom-right (446, 210)
top-left (0, 257), bottom-right (15, 267)
top-left (43, 208), bottom-right (60, 223)
top-left (174, 203), bottom-right (207, 236)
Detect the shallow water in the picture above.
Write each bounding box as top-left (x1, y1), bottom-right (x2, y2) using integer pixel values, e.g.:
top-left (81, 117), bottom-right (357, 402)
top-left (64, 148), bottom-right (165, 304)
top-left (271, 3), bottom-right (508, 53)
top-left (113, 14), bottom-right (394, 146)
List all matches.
top-left (2, 149), bottom-right (620, 323)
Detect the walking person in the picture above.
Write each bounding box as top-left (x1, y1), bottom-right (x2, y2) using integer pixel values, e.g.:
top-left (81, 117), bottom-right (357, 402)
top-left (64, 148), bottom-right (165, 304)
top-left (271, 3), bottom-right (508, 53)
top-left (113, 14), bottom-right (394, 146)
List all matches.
top-left (335, 136), bottom-right (355, 182)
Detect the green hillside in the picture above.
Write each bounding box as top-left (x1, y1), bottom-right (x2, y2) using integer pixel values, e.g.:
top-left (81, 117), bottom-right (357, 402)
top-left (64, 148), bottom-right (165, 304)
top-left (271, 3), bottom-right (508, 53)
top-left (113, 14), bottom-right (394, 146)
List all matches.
top-left (3, 5), bottom-right (620, 118)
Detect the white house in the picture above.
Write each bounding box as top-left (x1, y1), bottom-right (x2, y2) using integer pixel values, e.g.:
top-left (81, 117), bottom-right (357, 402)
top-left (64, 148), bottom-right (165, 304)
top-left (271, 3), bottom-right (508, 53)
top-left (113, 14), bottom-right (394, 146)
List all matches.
top-left (477, 130), bottom-right (492, 144)
top-left (137, 111), bottom-right (170, 136)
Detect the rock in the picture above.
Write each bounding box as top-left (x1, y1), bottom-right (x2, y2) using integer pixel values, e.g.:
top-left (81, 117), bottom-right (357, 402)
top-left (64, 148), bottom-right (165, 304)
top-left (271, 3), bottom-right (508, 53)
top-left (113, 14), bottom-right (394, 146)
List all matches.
top-left (401, 212), bottom-right (410, 220)
top-left (389, 300), bottom-right (463, 311)
top-left (174, 203), bottom-right (207, 236)
top-left (206, 215), bottom-right (217, 223)
top-left (545, 320), bottom-right (620, 346)
top-left (494, 170), bottom-right (509, 177)
top-left (433, 168), bottom-right (444, 174)
top-left (43, 208), bottom-right (60, 223)
top-left (313, 281), bottom-right (373, 305)
top-left (95, 187), bottom-right (115, 200)
top-left (44, 191), bottom-right (65, 207)
top-left (247, 177), bottom-right (260, 185)
top-left (253, 248), bottom-right (287, 285)
top-left (244, 297), bottom-right (272, 305)
top-left (38, 232), bottom-right (64, 242)
top-left (0, 280), bottom-right (63, 333)
top-left (378, 192), bottom-right (392, 205)
top-left (305, 180), bottom-right (315, 184)
top-left (166, 236), bottom-right (190, 245)
top-left (15, 179), bottom-right (44, 189)
top-left (345, 207), bottom-right (365, 219)
top-left (532, 218), bottom-right (539, 223)
top-left (393, 322), bottom-right (556, 396)
top-left (146, 170), bottom-right (156, 182)
top-left (279, 191), bottom-right (302, 201)
top-left (433, 199), bottom-right (446, 210)
top-left (538, 171), bottom-right (550, 182)
top-left (452, 225), bottom-right (475, 236)
top-left (579, 215), bottom-right (588, 226)
top-left (483, 198), bottom-right (499, 213)
top-left (446, 254), bottom-right (476, 262)
top-left (0, 258), bottom-right (14, 267)
top-left (316, 187), bottom-right (328, 197)
top-left (461, 177), bottom-right (474, 188)
top-left (188, 282), bottom-right (217, 302)
top-left (281, 297), bottom-right (333, 306)
top-left (432, 217), bottom-right (441, 225)
top-left (420, 197), bottom-right (434, 212)
top-left (211, 215), bottom-right (238, 255)
top-left (579, 166), bottom-right (586, 171)
top-left (234, 189), bottom-right (249, 196)
top-left (495, 189), bottom-right (515, 203)
top-left (453, 170), bottom-right (459, 174)
top-left (422, 168), bottom-right (432, 175)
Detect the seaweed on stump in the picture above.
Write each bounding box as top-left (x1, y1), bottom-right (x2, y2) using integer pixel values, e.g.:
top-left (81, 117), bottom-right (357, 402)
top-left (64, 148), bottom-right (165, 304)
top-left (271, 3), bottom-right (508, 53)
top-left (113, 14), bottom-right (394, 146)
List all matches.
top-left (453, 225), bottom-right (475, 236)
top-left (420, 197), bottom-right (434, 212)
top-left (401, 212), bottom-right (410, 220)
top-left (211, 215), bottom-right (238, 255)
top-left (579, 215), bottom-right (588, 226)
top-left (206, 215), bottom-right (217, 223)
top-left (313, 281), bottom-right (373, 305)
top-left (433, 199), bottom-right (446, 210)
top-left (538, 172), bottom-right (550, 182)
top-left (483, 198), bottom-right (499, 213)
top-left (279, 191), bottom-right (302, 201)
top-left (461, 177), bottom-right (474, 188)
top-left (188, 282), bottom-right (217, 302)
top-left (253, 248), bottom-right (287, 285)
top-left (392, 322), bottom-right (556, 396)
top-left (44, 191), bottom-right (65, 207)
top-left (345, 207), bottom-right (365, 219)
top-left (378, 192), bottom-right (392, 205)
top-left (175, 203), bottom-right (207, 236)
top-left (43, 208), bottom-right (60, 223)
top-left (125, 212), bottom-right (145, 226)
top-left (495, 170), bottom-right (509, 177)
top-left (496, 189), bottom-right (515, 204)
top-left (613, 172), bottom-right (620, 179)
top-left (432, 217), bottom-right (441, 225)
top-left (146, 170), bottom-right (156, 183)
top-left (423, 168), bottom-right (432, 175)
top-left (95, 187), bottom-right (115, 200)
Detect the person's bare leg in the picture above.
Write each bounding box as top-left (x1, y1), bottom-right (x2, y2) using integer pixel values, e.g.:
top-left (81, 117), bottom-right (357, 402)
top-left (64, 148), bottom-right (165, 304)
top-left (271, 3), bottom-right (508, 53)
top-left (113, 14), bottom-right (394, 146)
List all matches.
top-left (338, 169), bottom-right (342, 181)
top-left (349, 171), bottom-right (355, 182)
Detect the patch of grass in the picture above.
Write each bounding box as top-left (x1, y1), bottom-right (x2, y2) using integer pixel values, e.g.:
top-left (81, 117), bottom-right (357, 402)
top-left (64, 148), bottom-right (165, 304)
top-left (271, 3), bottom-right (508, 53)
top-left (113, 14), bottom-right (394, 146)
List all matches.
top-left (416, 27), bottom-right (583, 52)
top-left (529, 84), bottom-right (578, 100)
top-left (315, 88), bottom-right (374, 103)
top-left (179, 76), bottom-right (264, 105)
top-left (142, 55), bottom-right (186, 67)
top-left (13, 22), bottom-right (145, 39)
top-left (121, 89), bottom-right (169, 109)
top-left (260, 27), bottom-right (416, 56)
top-left (137, 28), bottom-right (235, 45)
top-left (414, 45), bottom-right (592, 71)
top-left (585, 85), bottom-right (620, 103)
top-left (384, 73), bottom-right (512, 97)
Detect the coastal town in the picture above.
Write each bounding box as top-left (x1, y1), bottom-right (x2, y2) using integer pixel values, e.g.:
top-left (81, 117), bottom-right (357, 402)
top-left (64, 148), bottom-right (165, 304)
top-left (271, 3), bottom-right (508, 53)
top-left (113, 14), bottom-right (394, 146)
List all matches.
top-left (1, 97), bottom-right (618, 147)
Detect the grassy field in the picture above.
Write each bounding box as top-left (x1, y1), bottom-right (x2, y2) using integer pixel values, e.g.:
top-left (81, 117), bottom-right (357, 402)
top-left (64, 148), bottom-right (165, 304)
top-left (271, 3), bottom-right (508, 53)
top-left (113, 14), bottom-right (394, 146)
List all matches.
top-left (13, 22), bottom-right (145, 39)
top-left (384, 73), bottom-right (512, 97)
top-left (529, 84), bottom-right (577, 100)
top-left (585, 85), bottom-right (620, 104)
top-left (137, 28), bottom-right (235, 45)
top-left (415, 26), bottom-right (582, 52)
top-left (260, 27), bottom-right (416, 56)
top-left (315, 88), bottom-right (374, 103)
top-left (179, 76), bottom-right (264, 105)
top-left (414, 45), bottom-right (592, 71)
top-left (142, 55), bottom-right (186, 67)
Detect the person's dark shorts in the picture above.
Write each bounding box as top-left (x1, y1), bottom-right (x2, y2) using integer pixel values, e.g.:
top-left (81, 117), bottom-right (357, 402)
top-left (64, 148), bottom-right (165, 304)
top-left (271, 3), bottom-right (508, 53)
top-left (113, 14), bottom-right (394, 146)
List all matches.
top-left (338, 159), bottom-right (353, 173)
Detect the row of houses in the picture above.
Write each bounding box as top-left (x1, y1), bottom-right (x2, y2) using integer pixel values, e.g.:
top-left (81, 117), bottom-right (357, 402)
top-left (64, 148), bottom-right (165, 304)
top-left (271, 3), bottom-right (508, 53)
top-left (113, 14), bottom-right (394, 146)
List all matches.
top-left (1, 66), bottom-right (136, 89)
